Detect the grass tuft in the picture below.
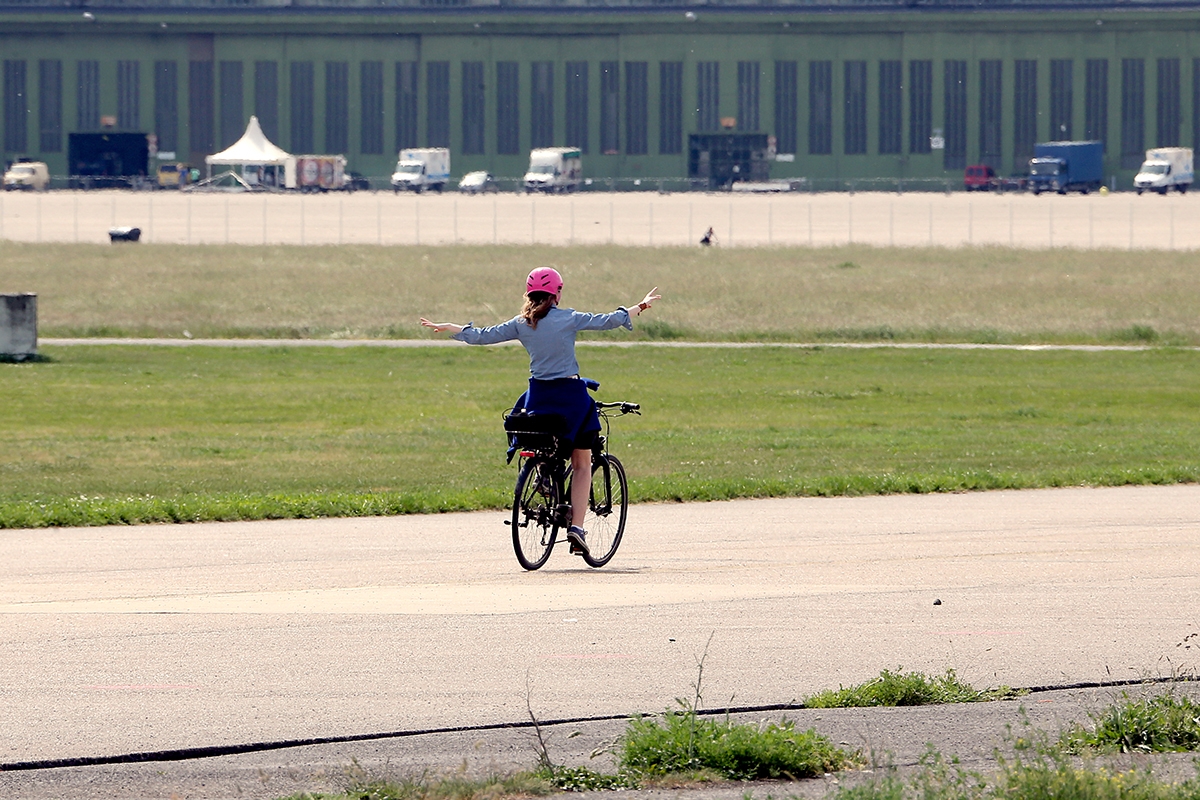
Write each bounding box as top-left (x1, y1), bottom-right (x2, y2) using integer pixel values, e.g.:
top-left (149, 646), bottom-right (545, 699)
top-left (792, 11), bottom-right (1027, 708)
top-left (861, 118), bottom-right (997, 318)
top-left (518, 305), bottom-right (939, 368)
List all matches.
top-left (1062, 691), bottom-right (1200, 754)
top-left (619, 711), bottom-right (855, 780)
top-left (803, 669), bottom-right (1025, 708)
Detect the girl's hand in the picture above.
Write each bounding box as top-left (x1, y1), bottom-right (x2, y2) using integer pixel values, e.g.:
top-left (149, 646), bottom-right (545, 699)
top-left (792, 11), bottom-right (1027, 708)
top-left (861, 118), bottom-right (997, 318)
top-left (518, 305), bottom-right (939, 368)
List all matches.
top-left (634, 287), bottom-right (661, 314)
top-left (420, 318), bottom-right (464, 334)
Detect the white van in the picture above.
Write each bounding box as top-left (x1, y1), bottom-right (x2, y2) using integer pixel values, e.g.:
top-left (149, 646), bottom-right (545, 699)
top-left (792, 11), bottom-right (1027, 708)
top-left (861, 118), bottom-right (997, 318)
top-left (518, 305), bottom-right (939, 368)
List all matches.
top-left (3, 161), bottom-right (50, 191)
top-left (1134, 148), bottom-right (1193, 195)
top-left (523, 148), bottom-right (582, 193)
top-left (391, 148), bottom-right (451, 193)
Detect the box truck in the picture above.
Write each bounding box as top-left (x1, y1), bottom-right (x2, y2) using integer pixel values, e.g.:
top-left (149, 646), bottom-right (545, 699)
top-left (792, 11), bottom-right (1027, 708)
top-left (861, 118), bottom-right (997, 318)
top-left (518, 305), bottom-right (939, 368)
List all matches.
top-left (523, 148), bottom-right (582, 193)
top-left (1134, 148), bottom-right (1193, 195)
top-left (1028, 141), bottom-right (1104, 195)
top-left (391, 148), bottom-right (451, 193)
top-left (284, 155), bottom-right (347, 191)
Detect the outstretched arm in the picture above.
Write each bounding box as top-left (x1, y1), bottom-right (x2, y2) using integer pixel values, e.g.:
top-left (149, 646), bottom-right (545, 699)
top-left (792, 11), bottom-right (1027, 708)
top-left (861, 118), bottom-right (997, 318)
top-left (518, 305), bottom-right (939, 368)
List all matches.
top-left (420, 318), bottom-right (465, 334)
top-left (630, 287), bottom-right (661, 316)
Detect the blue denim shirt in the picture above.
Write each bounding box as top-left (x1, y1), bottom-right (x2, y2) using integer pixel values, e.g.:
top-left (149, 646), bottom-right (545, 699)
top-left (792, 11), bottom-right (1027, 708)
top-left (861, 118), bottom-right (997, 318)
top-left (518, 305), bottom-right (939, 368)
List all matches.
top-left (452, 305), bottom-right (633, 380)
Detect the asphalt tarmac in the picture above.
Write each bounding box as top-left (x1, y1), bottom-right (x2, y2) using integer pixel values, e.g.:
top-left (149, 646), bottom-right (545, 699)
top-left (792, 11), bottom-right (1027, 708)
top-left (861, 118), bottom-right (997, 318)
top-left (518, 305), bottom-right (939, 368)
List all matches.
top-left (2, 485), bottom-right (1199, 798)
top-left (2, 189), bottom-right (1197, 250)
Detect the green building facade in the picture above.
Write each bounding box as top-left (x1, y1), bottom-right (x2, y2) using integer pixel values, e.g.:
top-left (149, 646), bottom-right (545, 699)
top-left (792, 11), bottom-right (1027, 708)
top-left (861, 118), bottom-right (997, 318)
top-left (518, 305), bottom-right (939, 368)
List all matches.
top-left (2, 1), bottom-right (1199, 185)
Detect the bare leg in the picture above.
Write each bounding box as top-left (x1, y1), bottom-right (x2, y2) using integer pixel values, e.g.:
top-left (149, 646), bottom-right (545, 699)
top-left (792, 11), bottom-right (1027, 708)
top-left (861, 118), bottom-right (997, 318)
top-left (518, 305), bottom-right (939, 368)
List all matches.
top-left (570, 447), bottom-right (591, 528)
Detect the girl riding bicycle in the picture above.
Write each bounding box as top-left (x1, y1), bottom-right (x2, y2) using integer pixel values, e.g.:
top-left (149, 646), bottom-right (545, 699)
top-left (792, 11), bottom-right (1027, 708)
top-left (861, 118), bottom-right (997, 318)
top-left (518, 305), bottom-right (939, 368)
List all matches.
top-left (420, 268), bottom-right (660, 557)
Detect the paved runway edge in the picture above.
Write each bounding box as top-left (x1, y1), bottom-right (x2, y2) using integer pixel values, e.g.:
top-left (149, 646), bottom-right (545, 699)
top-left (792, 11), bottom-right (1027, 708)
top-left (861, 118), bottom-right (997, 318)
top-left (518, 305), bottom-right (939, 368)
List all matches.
top-left (0, 677), bottom-right (1182, 773)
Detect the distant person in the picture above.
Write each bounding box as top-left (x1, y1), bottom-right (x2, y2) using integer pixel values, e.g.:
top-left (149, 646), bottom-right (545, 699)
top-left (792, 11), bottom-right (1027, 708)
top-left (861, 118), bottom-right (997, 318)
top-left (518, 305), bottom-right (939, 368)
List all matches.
top-left (700, 227), bottom-right (716, 246)
top-left (420, 268), bottom-right (660, 557)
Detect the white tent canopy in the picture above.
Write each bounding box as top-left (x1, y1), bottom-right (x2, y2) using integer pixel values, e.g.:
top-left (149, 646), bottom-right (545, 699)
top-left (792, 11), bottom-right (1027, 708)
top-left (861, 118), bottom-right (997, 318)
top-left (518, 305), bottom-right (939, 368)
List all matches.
top-left (205, 116), bottom-right (291, 166)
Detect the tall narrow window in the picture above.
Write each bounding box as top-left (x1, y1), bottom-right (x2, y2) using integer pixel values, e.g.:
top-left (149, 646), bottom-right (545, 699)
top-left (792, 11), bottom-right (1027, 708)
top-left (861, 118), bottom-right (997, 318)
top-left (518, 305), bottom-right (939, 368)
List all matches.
top-left (361, 60), bottom-right (384, 155)
top-left (219, 61), bottom-right (243, 147)
top-left (118, 60), bottom-right (140, 131)
top-left (155, 61), bottom-right (178, 153)
top-left (601, 61), bottom-right (619, 154)
top-left (531, 61), bottom-right (554, 149)
top-left (878, 60), bottom-right (901, 155)
top-left (1194, 59), bottom-right (1200, 150)
top-left (1157, 58), bottom-right (1180, 147)
top-left (289, 61), bottom-right (313, 153)
top-left (1050, 59), bottom-right (1072, 140)
top-left (396, 61), bottom-right (418, 151)
top-left (909, 60), bottom-right (932, 154)
top-left (1085, 59), bottom-right (1107, 143)
top-left (255, 61), bottom-right (278, 143)
top-left (1013, 59), bottom-right (1037, 168)
top-left (39, 59), bottom-right (62, 153)
top-left (566, 61), bottom-right (588, 153)
top-left (77, 60), bottom-right (100, 131)
top-left (775, 60), bottom-right (798, 155)
top-left (696, 61), bottom-right (718, 133)
top-left (659, 61), bottom-right (682, 155)
top-left (190, 59), bottom-right (215, 159)
top-left (426, 61), bottom-right (450, 148)
top-left (844, 60), bottom-right (867, 154)
top-left (4, 60), bottom-right (27, 153)
top-left (626, 61), bottom-right (648, 155)
top-left (979, 60), bottom-right (1002, 168)
top-left (325, 61), bottom-right (348, 154)
top-left (737, 61), bottom-right (760, 132)
top-left (461, 61), bottom-right (484, 155)
top-left (944, 60), bottom-right (967, 170)
top-left (808, 60), bottom-right (832, 155)
top-left (1121, 58), bottom-right (1144, 169)
top-left (496, 61), bottom-right (519, 155)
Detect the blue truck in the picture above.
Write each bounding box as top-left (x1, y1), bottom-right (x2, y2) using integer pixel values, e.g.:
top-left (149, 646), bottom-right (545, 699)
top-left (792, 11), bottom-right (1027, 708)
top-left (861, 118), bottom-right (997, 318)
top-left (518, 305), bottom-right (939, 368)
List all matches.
top-left (1028, 141), bottom-right (1105, 195)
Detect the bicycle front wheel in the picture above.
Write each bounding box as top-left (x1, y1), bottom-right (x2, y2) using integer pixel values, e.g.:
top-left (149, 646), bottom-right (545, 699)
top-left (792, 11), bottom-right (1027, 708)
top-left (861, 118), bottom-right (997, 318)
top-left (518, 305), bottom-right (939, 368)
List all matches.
top-left (581, 454), bottom-right (628, 568)
top-left (512, 457), bottom-right (560, 570)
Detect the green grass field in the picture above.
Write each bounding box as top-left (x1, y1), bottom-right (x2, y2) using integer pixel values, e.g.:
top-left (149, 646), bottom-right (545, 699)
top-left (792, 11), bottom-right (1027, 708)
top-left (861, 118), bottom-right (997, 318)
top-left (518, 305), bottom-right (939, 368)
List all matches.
top-left (2, 343), bottom-right (1197, 527)
top-left (6, 241), bottom-right (1200, 344)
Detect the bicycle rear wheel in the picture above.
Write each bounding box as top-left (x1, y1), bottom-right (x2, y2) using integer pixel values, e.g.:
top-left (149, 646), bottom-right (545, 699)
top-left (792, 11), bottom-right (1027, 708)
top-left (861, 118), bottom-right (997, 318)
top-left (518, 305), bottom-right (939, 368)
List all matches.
top-left (512, 457), bottom-right (560, 570)
top-left (580, 454), bottom-right (627, 568)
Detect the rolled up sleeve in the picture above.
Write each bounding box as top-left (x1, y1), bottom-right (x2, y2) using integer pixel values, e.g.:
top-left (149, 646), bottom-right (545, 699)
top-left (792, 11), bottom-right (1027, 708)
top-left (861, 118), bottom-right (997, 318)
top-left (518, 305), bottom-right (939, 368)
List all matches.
top-left (452, 317), bottom-right (522, 345)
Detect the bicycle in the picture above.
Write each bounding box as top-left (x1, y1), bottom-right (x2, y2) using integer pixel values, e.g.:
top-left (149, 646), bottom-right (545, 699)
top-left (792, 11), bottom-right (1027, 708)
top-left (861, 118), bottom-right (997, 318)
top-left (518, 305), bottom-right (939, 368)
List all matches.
top-left (504, 393), bottom-right (640, 571)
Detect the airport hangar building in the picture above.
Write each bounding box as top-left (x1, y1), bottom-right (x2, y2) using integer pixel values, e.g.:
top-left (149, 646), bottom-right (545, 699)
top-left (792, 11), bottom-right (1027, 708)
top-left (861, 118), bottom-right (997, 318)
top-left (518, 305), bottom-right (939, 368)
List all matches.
top-left (1, 0), bottom-right (1199, 188)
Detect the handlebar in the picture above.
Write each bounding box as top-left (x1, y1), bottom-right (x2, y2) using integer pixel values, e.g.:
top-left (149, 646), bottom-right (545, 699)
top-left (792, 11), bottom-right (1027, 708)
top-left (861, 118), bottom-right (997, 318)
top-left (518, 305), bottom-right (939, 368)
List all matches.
top-left (596, 401), bottom-right (641, 416)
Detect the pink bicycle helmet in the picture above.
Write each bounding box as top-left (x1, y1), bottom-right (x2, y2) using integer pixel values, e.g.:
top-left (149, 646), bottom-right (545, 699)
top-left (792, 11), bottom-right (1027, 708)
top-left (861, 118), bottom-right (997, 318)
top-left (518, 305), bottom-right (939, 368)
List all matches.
top-left (526, 267), bottom-right (563, 301)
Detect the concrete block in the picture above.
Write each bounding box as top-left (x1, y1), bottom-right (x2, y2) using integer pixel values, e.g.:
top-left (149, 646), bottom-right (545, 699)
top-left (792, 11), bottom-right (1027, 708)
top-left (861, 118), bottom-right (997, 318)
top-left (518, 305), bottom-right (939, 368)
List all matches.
top-left (1, 293), bottom-right (38, 360)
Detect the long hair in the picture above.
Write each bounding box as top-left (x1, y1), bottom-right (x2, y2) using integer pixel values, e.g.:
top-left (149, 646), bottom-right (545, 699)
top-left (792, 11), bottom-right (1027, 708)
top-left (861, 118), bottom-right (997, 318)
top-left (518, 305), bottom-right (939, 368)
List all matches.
top-left (520, 291), bottom-right (555, 329)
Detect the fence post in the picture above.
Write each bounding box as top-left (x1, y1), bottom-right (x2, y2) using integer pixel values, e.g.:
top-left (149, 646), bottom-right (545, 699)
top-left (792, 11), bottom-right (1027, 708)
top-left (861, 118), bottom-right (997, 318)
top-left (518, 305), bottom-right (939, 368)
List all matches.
top-left (847, 196), bottom-right (852, 245)
top-left (415, 197), bottom-right (420, 246)
top-left (648, 201), bottom-right (653, 246)
top-left (263, 196), bottom-right (268, 245)
top-left (1128, 201), bottom-right (1133, 251)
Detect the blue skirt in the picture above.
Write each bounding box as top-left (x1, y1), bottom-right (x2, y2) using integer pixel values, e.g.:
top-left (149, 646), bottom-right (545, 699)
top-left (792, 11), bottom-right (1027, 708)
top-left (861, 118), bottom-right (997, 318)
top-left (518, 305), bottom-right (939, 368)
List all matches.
top-left (522, 377), bottom-right (600, 446)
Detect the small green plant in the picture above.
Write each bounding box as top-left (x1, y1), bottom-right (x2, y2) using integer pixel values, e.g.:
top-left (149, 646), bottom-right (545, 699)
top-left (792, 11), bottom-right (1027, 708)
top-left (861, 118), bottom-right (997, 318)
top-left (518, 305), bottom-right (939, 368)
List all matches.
top-left (531, 764), bottom-right (639, 792)
top-left (1114, 324), bottom-right (1161, 344)
top-left (620, 711), bottom-right (854, 781)
top-left (1062, 691), bottom-right (1200, 754)
top-left (803, 669), bottom-right (1024, 708)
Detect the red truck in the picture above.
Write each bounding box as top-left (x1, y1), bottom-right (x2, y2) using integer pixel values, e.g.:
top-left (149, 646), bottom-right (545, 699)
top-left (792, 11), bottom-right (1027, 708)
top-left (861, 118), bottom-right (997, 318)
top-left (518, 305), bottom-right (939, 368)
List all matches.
top-left (963, 164), bottom-right (996, 191)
